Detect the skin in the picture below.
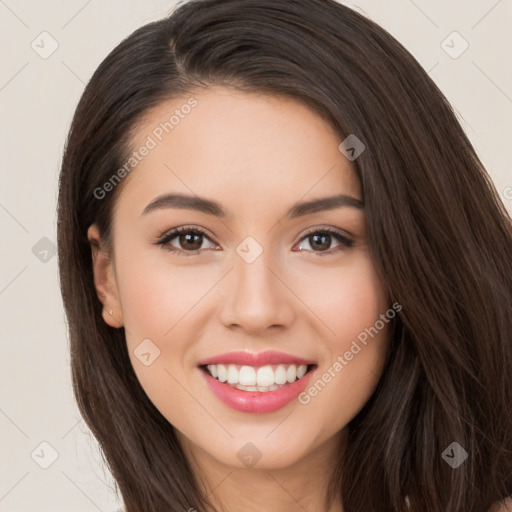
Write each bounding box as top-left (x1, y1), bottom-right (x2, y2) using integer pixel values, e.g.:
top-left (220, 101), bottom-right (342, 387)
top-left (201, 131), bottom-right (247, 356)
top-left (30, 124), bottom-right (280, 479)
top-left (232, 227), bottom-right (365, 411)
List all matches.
top-left (88, 87), bottom-right (393, 512)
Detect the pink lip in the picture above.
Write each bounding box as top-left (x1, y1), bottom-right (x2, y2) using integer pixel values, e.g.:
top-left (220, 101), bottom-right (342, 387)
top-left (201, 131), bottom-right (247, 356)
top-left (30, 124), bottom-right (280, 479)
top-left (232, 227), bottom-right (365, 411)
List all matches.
top-left (197, 350), bottom-right (316, 367)
top-left (199, 366), bottom-right (317, 414)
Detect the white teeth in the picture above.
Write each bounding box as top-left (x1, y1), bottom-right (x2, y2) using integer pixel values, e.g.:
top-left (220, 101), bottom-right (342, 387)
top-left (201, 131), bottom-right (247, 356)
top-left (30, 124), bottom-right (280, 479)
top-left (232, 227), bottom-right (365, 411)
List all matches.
top-left (235, 383), bottom-right (285, 392)
top-left (274, 364), bottom-right (287, 385)
top-left (207, 364), bottom-right (218, 378)
top-left (204, 363), bottom-right (310, 388)
top-left (227, 364), bottom-right (239, 384)
top-left (217, 364), bottom-right (227, 382)
top-left (286, 365), bottom-right (297, 383)
top-left (239, 365), bottom-right (257, 386)
top-left (256, 365), bottom-right (275, 387)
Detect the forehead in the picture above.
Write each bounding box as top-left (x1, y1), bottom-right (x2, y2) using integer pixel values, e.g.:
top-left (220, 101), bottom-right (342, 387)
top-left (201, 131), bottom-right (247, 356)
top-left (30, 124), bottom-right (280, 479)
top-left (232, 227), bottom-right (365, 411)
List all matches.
top-left (119, 86), bottom-right (361, 215)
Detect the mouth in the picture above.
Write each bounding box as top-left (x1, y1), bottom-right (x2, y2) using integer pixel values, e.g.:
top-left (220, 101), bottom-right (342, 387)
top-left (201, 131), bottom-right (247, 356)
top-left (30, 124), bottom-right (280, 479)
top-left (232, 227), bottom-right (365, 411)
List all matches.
top-left (197, 353), bottom-right (318, 413)
top-left (199, 363), bottom-right (317, 392)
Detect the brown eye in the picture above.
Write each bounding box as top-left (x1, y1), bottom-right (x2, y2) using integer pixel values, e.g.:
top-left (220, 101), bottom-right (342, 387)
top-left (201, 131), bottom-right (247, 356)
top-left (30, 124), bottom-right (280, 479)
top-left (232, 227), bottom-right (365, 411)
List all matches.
top-left (306, 233), bottom-right (332, 251)
top-left (155, 226), bottom-right (217, 255)
top-left (176, 231), bottom-right (203, 251)
top-left (295, 229), bottom-right (353, 254)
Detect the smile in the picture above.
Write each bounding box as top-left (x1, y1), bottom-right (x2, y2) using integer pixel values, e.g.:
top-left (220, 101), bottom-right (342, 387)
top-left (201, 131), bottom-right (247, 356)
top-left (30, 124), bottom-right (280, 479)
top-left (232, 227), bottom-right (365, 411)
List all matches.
top-left (202, 363), bottom-right (311, 391)
top-left (197, 351), bottom-right (317, 413)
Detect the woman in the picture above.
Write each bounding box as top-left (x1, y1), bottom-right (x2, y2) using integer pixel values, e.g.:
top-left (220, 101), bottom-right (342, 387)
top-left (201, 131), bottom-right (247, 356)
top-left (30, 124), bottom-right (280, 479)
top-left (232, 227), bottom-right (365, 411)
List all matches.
top-left (56, 0), bottom-right (512, 510)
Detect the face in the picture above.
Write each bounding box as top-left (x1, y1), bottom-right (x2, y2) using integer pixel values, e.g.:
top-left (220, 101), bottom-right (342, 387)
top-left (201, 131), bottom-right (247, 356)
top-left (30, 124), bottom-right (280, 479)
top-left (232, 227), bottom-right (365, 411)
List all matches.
top-left (88, 86), bottom-right (392, 473)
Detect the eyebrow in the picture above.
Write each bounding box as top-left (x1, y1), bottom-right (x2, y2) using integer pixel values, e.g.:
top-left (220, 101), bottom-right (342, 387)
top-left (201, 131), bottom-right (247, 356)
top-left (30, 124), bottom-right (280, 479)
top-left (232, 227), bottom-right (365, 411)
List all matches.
top-left (141, 192), bottom-right (364, 219)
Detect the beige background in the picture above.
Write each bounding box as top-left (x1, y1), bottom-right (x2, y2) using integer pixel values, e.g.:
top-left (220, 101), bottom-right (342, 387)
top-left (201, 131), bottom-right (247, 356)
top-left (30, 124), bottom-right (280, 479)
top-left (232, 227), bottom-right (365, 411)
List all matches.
top-left (0, 0), bottom-right (510, 510)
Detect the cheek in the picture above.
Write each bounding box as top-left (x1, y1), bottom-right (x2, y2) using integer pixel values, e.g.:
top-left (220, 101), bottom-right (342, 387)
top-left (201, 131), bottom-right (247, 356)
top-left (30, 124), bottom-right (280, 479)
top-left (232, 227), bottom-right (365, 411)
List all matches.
top-left (114, 241), bottom-right (215, 342)
top-left (113, 243), bottom-right (219, 409)
top-left (294, 254), bottom-right (391, 423)
top-left (293, 252), bottom-right (388, 344)
top-left (330, 255), bottom-right (391, 382)
top-left (114, 246), bottom-right (202, 422)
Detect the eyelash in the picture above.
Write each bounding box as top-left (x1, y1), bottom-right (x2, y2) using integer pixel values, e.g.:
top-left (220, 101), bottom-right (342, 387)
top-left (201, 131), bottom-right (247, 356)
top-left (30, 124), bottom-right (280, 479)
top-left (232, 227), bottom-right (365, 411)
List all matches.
top-left (154, 225), bottom-right (354, 257)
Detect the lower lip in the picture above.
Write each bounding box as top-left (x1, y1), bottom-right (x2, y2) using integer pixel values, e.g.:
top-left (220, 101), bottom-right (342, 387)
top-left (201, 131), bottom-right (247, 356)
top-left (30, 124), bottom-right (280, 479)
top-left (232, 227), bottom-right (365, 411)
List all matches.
top-left (200, 367), bottom-right (316, 413)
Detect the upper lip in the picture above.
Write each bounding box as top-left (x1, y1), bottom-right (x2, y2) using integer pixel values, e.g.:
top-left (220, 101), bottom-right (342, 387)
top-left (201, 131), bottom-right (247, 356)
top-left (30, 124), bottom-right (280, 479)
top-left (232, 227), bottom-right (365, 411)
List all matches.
top-left (197, 350), bottom-right (316, 367)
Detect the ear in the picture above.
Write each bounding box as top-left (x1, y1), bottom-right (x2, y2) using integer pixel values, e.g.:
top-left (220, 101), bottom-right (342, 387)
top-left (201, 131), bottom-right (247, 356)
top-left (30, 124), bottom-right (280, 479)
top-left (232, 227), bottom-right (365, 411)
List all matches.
top-left (87, 223), bottom-right (123, 328)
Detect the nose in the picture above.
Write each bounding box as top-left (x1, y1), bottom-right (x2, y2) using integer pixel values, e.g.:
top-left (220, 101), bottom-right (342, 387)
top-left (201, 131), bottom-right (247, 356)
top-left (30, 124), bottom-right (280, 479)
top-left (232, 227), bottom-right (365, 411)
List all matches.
top-left (218, 248), bottom-right (295, 335)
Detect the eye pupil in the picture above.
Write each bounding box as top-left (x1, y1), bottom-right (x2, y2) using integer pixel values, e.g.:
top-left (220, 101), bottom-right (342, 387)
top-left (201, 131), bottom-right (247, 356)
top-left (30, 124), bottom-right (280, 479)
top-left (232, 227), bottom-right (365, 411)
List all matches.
top-left (180, 233), bottom-right (202, 250)
top-left (310, 233), bottom-right (331, 251)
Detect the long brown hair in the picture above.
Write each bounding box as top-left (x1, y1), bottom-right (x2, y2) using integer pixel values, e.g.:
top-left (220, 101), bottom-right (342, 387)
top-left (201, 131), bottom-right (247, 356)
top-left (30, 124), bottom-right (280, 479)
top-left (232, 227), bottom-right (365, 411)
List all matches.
top-left (56, 1), bottom-right (512, 510)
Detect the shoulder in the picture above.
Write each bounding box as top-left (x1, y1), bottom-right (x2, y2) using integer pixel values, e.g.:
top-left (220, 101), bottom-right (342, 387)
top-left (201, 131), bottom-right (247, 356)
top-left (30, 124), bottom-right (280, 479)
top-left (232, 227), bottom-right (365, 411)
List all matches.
top-left (489, 497), bottom-right (512, 512)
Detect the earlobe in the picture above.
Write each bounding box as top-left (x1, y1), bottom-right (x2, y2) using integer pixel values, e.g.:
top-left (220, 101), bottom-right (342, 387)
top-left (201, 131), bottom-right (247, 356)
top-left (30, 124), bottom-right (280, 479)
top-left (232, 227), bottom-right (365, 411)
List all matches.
top-left (87, 224), bottom-right (124, 328)
top-left (101, 305), bottom-right (123, 329)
